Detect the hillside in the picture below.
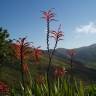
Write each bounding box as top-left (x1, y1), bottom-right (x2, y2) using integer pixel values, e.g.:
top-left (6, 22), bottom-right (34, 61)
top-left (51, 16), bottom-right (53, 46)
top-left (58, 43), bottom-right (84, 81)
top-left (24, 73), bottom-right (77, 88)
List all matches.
top-left (54, 44), bottom-right (96, 69)
top-left (1, 44), bottom-right (96, 87)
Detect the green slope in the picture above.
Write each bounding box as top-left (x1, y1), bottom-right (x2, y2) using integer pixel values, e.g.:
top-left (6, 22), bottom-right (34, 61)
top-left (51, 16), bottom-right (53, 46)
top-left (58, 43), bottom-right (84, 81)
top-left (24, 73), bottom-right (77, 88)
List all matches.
top-left (54, 44), bottom-right (96, 69)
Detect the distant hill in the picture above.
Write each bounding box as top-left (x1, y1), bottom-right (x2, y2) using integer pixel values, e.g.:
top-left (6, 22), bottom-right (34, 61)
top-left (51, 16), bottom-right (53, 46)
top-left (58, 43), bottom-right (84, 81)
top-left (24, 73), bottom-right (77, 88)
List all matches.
top-left (54, 44), bottom-right (96, 69)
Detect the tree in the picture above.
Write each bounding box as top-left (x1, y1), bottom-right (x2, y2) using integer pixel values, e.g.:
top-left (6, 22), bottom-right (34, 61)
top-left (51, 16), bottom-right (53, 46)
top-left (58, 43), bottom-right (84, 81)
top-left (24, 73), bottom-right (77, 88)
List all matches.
top-left (0, 27), bottom-right (12, 67)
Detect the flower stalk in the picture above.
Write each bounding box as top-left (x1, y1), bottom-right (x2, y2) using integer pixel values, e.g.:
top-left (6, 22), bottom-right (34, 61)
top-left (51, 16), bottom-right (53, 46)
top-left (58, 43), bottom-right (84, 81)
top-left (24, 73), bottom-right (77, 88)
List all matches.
top-left (14, 37), bottom-right (32, 96)
top-left (42, 9), bottom-right (56, 96)
top-left (42, 9), bottom-right (64, 96)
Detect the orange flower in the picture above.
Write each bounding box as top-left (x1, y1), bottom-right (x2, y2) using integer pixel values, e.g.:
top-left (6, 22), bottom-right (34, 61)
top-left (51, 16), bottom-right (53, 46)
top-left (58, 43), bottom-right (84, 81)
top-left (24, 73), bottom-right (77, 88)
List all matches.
top-left (42, 9), bottom-right (56, 22)
top-left (50, 24), bottom-right (64, 41)
top-left (32, 46), bottom-right (42, 63)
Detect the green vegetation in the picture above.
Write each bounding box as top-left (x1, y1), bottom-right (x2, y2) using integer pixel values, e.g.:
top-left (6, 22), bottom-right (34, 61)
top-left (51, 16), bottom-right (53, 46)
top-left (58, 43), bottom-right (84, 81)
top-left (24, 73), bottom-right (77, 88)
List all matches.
top-left (10, 76), bottom-right (96, 96)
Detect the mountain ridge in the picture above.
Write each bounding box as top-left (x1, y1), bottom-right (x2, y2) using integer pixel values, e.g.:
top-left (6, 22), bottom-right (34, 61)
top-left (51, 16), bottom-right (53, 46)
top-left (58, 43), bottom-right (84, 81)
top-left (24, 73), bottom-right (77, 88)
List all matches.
top-left (54, 43), bottom-right (96, 69)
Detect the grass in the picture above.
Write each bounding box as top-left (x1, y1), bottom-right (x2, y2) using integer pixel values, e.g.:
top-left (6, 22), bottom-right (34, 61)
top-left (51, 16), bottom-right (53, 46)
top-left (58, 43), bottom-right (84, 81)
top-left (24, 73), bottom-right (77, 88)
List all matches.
top-left (1, 64), bottom-right (96, 96)
top-left (9, 75), bottom-right (96, 96)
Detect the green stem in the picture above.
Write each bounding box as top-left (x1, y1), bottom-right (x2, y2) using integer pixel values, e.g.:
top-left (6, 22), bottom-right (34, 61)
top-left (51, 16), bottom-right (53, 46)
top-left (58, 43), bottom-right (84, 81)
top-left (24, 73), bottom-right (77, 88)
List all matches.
top-left (46, 19), bottom-right (51, 96)
top-left (20, 45), bottom-right (25, 96)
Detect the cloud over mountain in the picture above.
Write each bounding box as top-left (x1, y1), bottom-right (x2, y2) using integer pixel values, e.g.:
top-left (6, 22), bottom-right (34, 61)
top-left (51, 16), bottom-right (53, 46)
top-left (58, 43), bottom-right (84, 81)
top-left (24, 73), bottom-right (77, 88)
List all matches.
top-left (75, 22), bottom-right (96, 34)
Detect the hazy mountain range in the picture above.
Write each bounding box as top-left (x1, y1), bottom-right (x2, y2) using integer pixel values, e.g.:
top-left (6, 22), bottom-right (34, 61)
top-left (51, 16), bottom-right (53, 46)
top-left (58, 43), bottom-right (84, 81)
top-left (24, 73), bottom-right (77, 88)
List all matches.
top-left (54, 44), bottom-right (96, 69)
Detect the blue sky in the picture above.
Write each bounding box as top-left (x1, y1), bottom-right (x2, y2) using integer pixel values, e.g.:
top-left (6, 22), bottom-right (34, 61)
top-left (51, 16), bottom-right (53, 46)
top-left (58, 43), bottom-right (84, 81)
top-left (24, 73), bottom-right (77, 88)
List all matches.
top-left (1, 0), bottom-right (96, 49)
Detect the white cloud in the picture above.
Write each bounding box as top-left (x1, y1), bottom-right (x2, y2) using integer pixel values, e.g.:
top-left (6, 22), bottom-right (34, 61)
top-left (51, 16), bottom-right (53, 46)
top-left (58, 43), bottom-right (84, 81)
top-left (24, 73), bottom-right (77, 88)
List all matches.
top-left (75, 22), bottom-right (96, 34)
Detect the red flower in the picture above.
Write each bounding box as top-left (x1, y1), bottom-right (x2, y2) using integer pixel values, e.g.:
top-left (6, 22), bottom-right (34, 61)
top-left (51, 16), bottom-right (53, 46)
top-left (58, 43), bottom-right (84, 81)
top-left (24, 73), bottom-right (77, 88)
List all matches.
top-left (67, 49), bottom-right (76, 57)
top-left (42, 9), bottom-right (56, 22)
top-left (14, 44), bottom-right (21, 59)
top-left (13, 37), bottom-right (31, 60)
top-left (32, 46), bottom-right (42, 64)
top-left (53, 66), bottom-right (66, 78)
top-left (23, 64), bottom-right (29, 73)
top-left (35, 74), bottom-right (45, 85)
top-left (50, 24), bottom-right (64, 41)
top-left (0, 81), bottom-right (9, 94)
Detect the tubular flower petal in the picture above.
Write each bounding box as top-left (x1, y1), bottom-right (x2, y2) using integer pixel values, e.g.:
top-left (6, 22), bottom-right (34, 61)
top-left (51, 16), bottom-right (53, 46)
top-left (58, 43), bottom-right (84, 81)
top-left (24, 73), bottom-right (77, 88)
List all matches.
top-left (67, 49), bottom-right (76, 57)
top-left (0, 81), bottom-right (9, 94)
top-left (50, 25), bottom-right (64, 41)
top-left (53, 66), bottom-right (66, 78)
top-left (42, 9), bottom-right (56, 22)
top-left (32, 47), bottom-right (42, 64)
top-left (35, 74), bottom-right (45, 85)
top-left (23, 64), bottom-right (29, 73)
